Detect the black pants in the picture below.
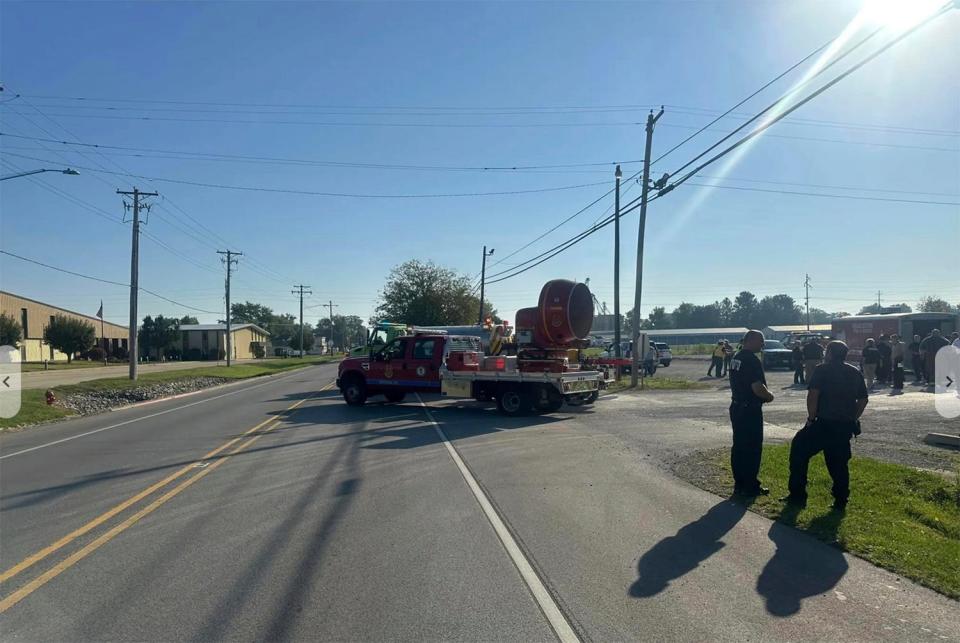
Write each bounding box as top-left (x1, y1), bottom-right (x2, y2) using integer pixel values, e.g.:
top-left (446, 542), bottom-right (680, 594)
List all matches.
top-left (893, 365), bottom-right (904, 389)
top-left (793, 363), bottom-right (805, 384)
top-left (729, 403), bottom-right (763, 492)
top-left (708, 357), bottom-right (722, 376)
top-left (877, 359), bottom-right (890, 383)
top-left (911, 354), bottom-right (923, 381)
top-left (723, 356), bottom-right (731, 377)
top-left (788, 420), bottom-right (853, 501)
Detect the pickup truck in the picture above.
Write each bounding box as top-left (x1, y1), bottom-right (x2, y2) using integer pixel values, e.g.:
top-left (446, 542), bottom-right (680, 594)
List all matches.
top-left (336, 333), bottom-right (606, 416)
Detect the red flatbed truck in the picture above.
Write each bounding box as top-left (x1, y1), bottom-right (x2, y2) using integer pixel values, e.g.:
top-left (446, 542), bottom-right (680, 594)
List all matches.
top-left (336, 279), bottom-right (610, 416)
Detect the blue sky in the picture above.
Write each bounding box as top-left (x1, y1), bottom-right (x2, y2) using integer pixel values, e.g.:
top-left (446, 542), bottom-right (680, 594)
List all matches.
top-left (1, 0), bottom-right (958, 329)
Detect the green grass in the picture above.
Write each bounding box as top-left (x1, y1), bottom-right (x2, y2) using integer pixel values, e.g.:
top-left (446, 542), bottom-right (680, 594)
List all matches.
top-left (605, 377), bottom-right (709, 392)
top-left (683, 445), bottom-right (960, 599)
top-left (0, 355), bottom-right (339, 430)
top-left (671, 343), bottom-right (717, 356)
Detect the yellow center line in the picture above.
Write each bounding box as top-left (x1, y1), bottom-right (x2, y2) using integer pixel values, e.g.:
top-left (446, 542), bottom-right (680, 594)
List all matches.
top-left (0, 382), bottom-right (333, 586)
top-left (0, 390), bottom-right (324, 613)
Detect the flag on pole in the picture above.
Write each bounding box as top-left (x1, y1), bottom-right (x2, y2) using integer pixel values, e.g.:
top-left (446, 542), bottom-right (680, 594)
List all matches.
top-left (96, 301), bottom-right (103, 319)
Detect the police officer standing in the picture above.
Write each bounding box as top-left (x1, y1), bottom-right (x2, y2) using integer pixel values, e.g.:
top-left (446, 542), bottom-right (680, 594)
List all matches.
top-left (783, 341), bottom-right (868, 510)
top-left (728, 330), bottom-right (775, 496)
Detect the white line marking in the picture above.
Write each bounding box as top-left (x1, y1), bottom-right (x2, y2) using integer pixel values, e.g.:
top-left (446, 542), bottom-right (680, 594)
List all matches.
top-left (0, 368), bottom-right (331, 460)
top-left (415, 394), bottom-right (580, 643)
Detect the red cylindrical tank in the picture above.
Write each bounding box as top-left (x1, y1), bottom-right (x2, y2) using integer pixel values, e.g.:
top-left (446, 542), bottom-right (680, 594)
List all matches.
top-left (515, 280), bottom-right (594, 348)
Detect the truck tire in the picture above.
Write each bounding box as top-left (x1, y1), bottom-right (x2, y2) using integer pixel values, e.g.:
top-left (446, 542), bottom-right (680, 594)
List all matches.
top-left (583, 390), bottom-right (600, 404)
top-left (497, 386), bottom-right (531, 417)
top-left (533, 384), bottom-right (564, 413)
top-left (565, 394), bottom-right (586, 407)
top-left (384, 391), bottom-right (406, 403)
top-left (341, 375), bottom-right (367, 407)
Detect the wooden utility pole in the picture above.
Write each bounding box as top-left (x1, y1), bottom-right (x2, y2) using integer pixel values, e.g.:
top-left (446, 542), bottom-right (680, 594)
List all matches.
top-left (614, 165), bottom-right (622, 360)
top-left (805, 273), bottom-right (811, 331)
top-left (118, 187), bottom-right (158, 380)
top-left (325, 300), bottom-right (339, 353)
top-left (631, 108), bottom-right (664, 388)
top-left (218, 250), bottom-right (242, 365)
top-left (291, 285), bottom-right (313, 357)
top-left (478, 246), bottom-right (494, 325)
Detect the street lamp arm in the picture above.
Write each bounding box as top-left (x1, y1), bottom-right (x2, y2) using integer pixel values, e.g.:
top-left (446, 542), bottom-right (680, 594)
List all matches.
top-left (0, 167), bottom-right (79, 181)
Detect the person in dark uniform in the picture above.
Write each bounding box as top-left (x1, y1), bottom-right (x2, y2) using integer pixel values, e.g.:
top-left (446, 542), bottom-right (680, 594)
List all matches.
top-left (876, 335), bottom-right (892, 385)
top-left (783, 341), bottom-right (868, 510)
top-left (728, 330), bottom-right (775, 496)
top-left (791, 343), bottom-right (804, 386)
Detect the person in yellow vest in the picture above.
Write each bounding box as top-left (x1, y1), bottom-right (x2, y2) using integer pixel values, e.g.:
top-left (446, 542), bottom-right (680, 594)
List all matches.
top-left (708, 341), bottom-right (725, 377)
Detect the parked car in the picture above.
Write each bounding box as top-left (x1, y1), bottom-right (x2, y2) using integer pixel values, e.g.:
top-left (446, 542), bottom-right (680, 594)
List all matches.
top-left (761, 339), bottom-right (793, 369)
top-left (782, 332), bottom-right (825, 349)
top-left (654, 342), bottom-right (672, 366)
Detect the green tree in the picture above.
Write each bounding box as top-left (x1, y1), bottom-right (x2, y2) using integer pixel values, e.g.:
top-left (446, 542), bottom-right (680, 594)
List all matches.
top-left (43, 314), bottom-right (95, 363)
top-left (732, 291), bottom-right (759, 327)
top-left (645, 306), bottom-right (671, 330)
top-left (317, 314), bottom-right (366, 351)
top-left (265, 313), bottom-right (297, 346)
top-left (916, 296), bottom-right (953, 313)
top-left (231, 302), bottom-right (275, 328)
top-left (139, 315), bottom-right (181, 359)
top-left (288, 323), bottom-right (315, 352)
top-left (806, 308), bottom-right (833, 324)
top-left (0, 312), bottom-right (22, 348)
top-left (374, 260), bottom-right (490, 326)
top-left (718, 297), bottom-right (734, 326)
top-left (179, 315), bottom-right (199, 325)
top-left (757, 294), bottom-right (802, 327)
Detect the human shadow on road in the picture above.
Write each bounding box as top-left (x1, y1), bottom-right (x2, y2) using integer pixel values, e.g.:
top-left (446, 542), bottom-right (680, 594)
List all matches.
top-left (629, 497), bottom-right (751, 598)
top-left (756, 505), bottom-right (848, 617)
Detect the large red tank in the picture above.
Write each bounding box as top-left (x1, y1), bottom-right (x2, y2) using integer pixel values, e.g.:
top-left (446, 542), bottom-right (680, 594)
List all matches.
top-left (515, 280), bottom-right (594, 349)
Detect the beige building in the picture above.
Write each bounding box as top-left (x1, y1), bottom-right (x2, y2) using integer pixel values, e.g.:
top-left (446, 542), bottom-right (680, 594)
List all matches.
top-left (0, 291), bottom-right (129, 362)
top-left (179, 323), bottom-right (270, 360)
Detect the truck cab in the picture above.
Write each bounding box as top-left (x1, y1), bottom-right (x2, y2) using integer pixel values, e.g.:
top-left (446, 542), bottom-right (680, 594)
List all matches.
top-left (338, 334), bottom-right (479, 405)
top-left (348, 322), bottom-right (410, 357)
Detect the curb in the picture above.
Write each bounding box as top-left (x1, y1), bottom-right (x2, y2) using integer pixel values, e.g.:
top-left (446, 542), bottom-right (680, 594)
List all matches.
top-left (106, 362), bottom-right (337, 413)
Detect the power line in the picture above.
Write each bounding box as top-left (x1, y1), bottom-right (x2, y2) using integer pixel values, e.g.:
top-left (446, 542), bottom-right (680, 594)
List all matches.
top-left (681, 181), bottom-right (959, 206)
top-left (1, 153), bottom-right (610, 198)
top-left (666, 4), bottom-right (954, 193)
top-left (0, 250), bottom-right (220, 314)
top-left (0, 132), bottom-right (643, 172)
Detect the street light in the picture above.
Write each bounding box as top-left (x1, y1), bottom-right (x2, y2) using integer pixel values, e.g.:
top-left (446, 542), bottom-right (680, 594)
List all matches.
top-left (0, 168), bottom-right (80, 181)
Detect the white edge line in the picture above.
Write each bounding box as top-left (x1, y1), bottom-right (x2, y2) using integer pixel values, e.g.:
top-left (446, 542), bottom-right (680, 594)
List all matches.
top-left (415, 394), bottom-right (580, 643)
top-left (0, 367), bottom-right (331, 460)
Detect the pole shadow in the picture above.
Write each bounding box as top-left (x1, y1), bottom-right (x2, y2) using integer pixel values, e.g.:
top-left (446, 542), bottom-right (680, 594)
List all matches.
top-left (629, 497), bottom-right (752, 598)
top-left (755, 505), bottom-right (848, 617)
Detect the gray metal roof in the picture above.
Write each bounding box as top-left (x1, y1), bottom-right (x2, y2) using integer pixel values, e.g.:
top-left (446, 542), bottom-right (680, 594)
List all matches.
top-left (647, 327), bottom-right (749, 336)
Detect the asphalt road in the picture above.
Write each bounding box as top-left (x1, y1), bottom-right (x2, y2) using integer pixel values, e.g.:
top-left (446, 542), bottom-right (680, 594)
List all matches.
top-left (1, 363), bottom-right (957, 641)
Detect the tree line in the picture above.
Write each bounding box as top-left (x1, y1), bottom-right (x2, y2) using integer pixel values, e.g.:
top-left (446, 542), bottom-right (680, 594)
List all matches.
top-left (623, 292), bottom-right (958, 332)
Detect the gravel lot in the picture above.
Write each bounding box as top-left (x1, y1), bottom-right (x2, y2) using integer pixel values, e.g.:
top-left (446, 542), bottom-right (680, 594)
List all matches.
top-left (642, 356), bottom-right (959, 472)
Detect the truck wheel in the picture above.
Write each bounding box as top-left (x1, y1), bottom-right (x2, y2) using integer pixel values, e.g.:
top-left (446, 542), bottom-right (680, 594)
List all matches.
top-left (497, 386), bottom-right (531, 416)
top-left (533, 384), bottom-right (564, 413)
top-left (384, 391), bottom-right (405, 403)
top-left (565, 394), bottom-right (586, 407)
top-left (583, 390), bottom-right (600, 404)
top-left (342, 375), bottom-right (367, 407)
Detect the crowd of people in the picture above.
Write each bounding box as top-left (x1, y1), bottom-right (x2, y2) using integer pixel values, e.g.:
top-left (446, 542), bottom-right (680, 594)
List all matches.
top-left (788, 329), bottom-right (958, 391)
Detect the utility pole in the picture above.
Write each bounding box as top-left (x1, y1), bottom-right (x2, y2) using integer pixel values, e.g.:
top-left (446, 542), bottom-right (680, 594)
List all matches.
top-left (614, 165), bottom-right (623, 361)
top-left (804, 273), bottom-right (811, 331)
top-left (117, 187), bottom-right (158, 380)
top-left (631, 107), bottom-right (664, 388)
top-left (324, 300), bottom-right (339, 354)
top-left (478, 246), bottom-right (495, 325)
top-left (877, 290), bottom-right (882, 312)
top-left (217, 250), bottom-right (242, 366)
top-left (291, 285), bottom-right (313, 357)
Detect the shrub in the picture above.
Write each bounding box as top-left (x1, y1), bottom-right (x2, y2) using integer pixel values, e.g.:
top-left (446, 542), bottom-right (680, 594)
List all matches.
top-left (0, 312), bottom-right (22, 348)
top-left (251, 342), bottom-right (266, 359)
top-left (185, 347), bottom-right (203, 361)
top-left (85, 347), bottom-right (106, 362)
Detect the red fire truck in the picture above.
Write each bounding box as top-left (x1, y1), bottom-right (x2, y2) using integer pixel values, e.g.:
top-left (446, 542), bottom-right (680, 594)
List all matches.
top-left (336, 280), bottom-right (610, 416)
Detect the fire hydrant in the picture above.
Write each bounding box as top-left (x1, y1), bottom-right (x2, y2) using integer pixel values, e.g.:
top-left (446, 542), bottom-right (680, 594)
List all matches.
top-left (45, 390), bottom-right (57, 406)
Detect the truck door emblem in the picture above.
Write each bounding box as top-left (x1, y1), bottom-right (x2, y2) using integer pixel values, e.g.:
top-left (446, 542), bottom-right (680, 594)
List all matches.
top-left (416, 366), bottom-right (426, 376)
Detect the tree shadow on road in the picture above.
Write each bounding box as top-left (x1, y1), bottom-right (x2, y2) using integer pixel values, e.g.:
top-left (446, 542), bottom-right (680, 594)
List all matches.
top-left (756, 505), bottom-right (848, 617)
top-left (629, 497), bottom-right (752, 598)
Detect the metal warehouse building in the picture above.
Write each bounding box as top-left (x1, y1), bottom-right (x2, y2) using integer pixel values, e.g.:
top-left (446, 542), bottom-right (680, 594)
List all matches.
top-left (1, 291), bottom-right (129, 362)
top-left (762, 324), bottom-right (832, 340)
top-left (647, 327), bottom-right (749, 346)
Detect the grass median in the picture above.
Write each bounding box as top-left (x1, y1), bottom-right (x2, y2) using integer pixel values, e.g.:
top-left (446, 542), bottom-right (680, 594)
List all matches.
top-left (2, 356), bottom-right (340, 431)
top-left (676, 444), bottom-right (960, 600)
